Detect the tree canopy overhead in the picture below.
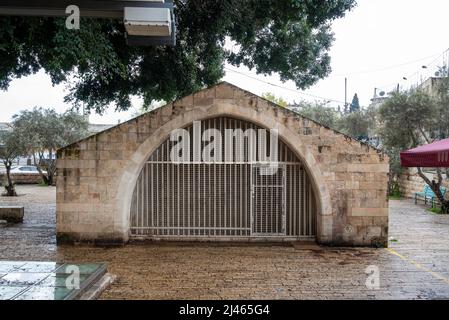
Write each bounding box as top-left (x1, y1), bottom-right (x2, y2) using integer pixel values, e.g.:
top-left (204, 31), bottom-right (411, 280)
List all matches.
top-left (0, 0), bottom-right (355, 114)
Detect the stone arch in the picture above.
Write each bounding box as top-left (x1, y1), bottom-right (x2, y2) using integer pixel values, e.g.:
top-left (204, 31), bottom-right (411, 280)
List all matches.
top-left (115, 101), bottom-right (333, 243)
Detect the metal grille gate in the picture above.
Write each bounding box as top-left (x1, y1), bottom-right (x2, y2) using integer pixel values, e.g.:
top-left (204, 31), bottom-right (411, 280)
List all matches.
top-left (252, 165), bottom-right (285, 235)
top-left (130, 117), bottom-right (316, 239)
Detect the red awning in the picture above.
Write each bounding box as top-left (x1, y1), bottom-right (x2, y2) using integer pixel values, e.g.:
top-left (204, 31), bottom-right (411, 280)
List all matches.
top-left (400, 138), bottom-right (449, 167)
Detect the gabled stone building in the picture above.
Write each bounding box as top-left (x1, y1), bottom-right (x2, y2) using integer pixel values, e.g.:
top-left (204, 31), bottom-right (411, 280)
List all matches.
top-left (57, 82), bottom-right (389, 246)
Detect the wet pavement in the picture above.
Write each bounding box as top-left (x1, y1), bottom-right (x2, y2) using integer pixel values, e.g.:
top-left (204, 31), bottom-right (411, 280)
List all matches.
top-left (1, 185), bottom-right (449, 299)
top-left (0, 261), bottom-right (106, 300)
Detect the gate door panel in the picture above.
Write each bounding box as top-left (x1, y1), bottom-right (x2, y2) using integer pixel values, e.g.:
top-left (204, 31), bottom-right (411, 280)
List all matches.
top-left (251, 165), bottom-right (286, 236)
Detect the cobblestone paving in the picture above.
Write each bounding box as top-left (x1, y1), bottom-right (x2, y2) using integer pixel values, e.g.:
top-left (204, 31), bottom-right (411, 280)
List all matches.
top-left (1, 185), bottom-right (449, 299)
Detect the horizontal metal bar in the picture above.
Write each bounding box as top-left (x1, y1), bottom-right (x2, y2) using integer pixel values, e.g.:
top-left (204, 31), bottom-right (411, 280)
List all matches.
top-left (253, 185), bottom-right (284, 188)
top-left (251, 233), bottom-right (288, 237)
top-left (131, 235), bottom-right (316, 241)
top-left (0, 0), bottom-right (173, 18)
top-left (131, 227), bottom-right (251, 231)
top-left (145, 161), bottom-right (299, 165)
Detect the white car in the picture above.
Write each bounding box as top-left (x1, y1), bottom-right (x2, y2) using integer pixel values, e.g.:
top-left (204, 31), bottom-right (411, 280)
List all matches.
top-left (8, 166), bottom-right (47, 175)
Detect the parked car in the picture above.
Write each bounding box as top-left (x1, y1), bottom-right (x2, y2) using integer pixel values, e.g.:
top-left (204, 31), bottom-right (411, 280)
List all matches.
top-left (2, 166), bottom-right (47, 175)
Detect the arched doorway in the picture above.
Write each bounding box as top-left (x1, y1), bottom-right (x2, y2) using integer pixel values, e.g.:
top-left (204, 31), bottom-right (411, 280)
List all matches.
top-left (129, 116), bottom-right (317, 240)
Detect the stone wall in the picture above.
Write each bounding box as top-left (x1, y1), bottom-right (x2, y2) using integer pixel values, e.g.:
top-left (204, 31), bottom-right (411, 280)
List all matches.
top-left (56, 82), bottom-right (389, 247)
top-left (399, 168), bottom-right (449, 199)
top-left (0, 173), bottom-right (43, 185)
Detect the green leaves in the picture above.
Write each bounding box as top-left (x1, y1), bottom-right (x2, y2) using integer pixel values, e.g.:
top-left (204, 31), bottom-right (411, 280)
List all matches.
top-left (0, 0), bottom-right (355, 113)
top-left (293, 100), bottom-right (340, 129)
top-left (0, 129), bottom-right (26, 162)
top-left (11, 107), bottom-right (89, 153)
top-left (377, 88), bottom-right (445, 176)
top-left (378, 89), bottom-right (437, 149)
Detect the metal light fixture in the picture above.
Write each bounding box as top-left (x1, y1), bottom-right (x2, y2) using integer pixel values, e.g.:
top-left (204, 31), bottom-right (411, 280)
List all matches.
top-left (0, 0), bottom-right (176, 46)
top-left (124, 7), bottom-right (171, 37)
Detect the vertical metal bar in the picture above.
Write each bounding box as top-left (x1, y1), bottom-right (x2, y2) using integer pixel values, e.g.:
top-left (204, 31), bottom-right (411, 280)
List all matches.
top-left (308, 178), bottom-right (312, 236)
top-left (219, 118), bottom-right (222, 236)
top-left (273, 168), bottom-right (276, 234)
top-left (156, 161), bottom-right (159, 236)
top-left (293, 165), bottom-right (297, 236)
top-left (207, 164), bottom-right (209, 236)
top-left (162, 162), bottom-right (166, 235)
top-left (203, 162), bottom-right (206, 236)
top-left (167, 163), bottom-right (170, 235)
top-left (218, 162), bottom-right (221, 236)
top-left (193, 162), bottom-right (196, 235)
top-left (171, 162), bottom-right (175, 235)
top-left (240, 163), bottom-right (243, 236)
top-left (136, 168), bottom-right (140, 235)
top-left (224, 118), bottom-right (227, 236)
top-left (181, 164), bottom-right (184, 236)
top-left (266, 167), bottom-right (269, 234)
top-left (305, 174), bottom-right (308, 236)
top-left (167, 141), bottom-right (171, 235)
top-left (250, 165), bottom-right (253, 235)
top-left (289, 166), bottom-right (292, 236)
top-left (234, 122), bottom-right (237, 236)
top-left (301, 169), bottom-right (307, 236)
top-left (295, 165), bottom-right (298, 236)
top-left (265, 168), bottom-right (272, 233)
top-left (259, 168), bottom-right (262, 234)
top-left (213, 119), bottom-right (216, 236)
top-left (283, 165), bottom-right (287, 235)
top-left (145, 164), bottom-right (148, 233)
top-left (150, 163), bottom-right (153, 235)
top-left (187, 161), bottom-right (190, 236)
top-left (176, 164), bottom-right (179, 236)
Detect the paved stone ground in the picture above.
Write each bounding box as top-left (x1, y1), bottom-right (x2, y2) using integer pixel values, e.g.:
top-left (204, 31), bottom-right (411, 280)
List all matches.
top-left (1, 185), bottom-right (449, 299)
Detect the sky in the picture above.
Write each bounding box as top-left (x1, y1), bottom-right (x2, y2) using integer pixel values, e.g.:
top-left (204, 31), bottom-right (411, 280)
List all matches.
top-left (1, 0), bottom-right (449, 124)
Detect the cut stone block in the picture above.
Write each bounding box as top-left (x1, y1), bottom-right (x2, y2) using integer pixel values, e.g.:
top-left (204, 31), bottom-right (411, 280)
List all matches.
top-left (0, 206), bottom-right (24, 223)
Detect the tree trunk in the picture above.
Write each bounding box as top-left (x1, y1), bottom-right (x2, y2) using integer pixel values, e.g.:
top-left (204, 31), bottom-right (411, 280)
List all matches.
top-left (417, 168), bottom-right (449, 213)
top-left (33, 152), bottom-right (49, 185)
top-left (48, 156), bottom-right (56, 186)
top-left (3, 160), bottom-right (17, 197)
top-left (48, 170), bottom-right (54, 186)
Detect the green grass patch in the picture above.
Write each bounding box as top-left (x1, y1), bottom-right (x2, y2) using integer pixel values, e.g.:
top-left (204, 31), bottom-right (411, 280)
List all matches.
top-left (389, 195), bottom-right (402, 200)
top-left (37, 180), bottom-right (48, 187)
top-left (428, 207), bottom-right (443, 214)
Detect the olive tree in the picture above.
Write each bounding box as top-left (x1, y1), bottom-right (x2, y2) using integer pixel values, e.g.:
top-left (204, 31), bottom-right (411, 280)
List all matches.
top-left (0, 129), bottom-right (26, 196)
top-left (337, 110), bottom-right (372, 141)
top-left (12, 108), bottom-right (89, 186)
top-left (378, 88), bottom-right (449, 212)
top-left (292, 100), bottom-right (340, 129)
